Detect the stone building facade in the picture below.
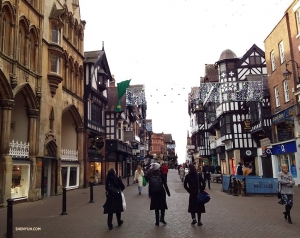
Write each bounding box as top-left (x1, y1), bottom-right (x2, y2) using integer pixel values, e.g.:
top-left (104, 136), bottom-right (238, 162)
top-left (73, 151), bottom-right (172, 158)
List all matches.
top-left (0, 0), bottom-right (85, 206)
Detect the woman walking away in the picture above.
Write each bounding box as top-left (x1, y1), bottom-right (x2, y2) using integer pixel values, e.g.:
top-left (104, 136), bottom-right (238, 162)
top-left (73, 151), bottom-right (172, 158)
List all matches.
top-left (184, 164), bottom-right (206, 226)
top-left (278, 164), bottom-right (295, 224)
top-left (134, 165), bottom-right (145, 195)
top-left (179, 166), bottom-right (185, 183)
top-left (149, 162), bottom-right (171, 226)
top-left (103, 168), bottom-right (125, 230)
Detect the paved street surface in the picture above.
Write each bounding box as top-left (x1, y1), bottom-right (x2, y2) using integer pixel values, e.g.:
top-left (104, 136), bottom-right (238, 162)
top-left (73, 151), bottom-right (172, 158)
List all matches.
top-left (1, 170), bottom-right (300, 238)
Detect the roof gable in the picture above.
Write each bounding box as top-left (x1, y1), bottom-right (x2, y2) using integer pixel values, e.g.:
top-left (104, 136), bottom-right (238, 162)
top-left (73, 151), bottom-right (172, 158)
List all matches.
top-left (236, 44), bottom-right (266, 68)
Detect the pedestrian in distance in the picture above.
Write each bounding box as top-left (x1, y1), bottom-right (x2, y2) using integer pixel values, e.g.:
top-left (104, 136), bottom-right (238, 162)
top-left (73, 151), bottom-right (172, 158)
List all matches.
top-left (184, 164), bottom-right (206, 226)
top-left (134, 165), bottom-right (145, 195)
top-left (179, 166), bottom-right (185, 183)
top-left (197, 164), bottom-right (202, 174)
top-left (103, 168), bottom-right (125, 230)
top-left (202, 162), bottom-right (211, 189)
top-left (161, 163), bottom-right (169, 182)
top-left (236, 162), bottom-right (244, 176)
top-left (278, 164), bottom-right (295, 224)
top-left (148, 162), bottom-right (171, 226)
top-left (215, 164), bottom-right (221, 174)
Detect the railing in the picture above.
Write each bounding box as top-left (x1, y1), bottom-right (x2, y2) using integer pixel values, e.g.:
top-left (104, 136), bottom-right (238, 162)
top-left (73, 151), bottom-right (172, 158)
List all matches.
top-left (61, 148), bottom-right (78, 161)
top-left (9, 140), bottom-right (29, 158)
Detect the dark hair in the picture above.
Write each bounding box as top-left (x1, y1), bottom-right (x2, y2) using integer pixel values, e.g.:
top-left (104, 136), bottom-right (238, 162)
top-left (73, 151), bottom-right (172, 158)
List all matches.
top-left (152, 169), bottom-right (160, 176)
top-left (189, 164), bottom-right (196, 174)
top-left (106, 168), bottom-right (117, 184)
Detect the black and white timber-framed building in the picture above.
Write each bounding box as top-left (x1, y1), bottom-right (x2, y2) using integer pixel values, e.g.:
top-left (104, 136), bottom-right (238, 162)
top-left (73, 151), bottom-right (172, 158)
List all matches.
top-left (189, 44), bottom-right (272, 176)
top-left (83, 47), bottom-right (112, 185)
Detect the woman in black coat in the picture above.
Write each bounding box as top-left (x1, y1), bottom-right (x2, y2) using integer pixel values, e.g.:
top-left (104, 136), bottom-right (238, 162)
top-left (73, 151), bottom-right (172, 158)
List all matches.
top-left (184, 164), bottom-right (206, 226)
top-left (148, 163), bottom-right (171, 226)
top-left (103, 168), bottom-right (125, 230)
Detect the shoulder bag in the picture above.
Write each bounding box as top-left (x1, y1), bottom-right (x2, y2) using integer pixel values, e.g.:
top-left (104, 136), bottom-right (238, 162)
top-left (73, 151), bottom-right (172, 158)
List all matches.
top-left (197, 173), bottom-right (211, 204)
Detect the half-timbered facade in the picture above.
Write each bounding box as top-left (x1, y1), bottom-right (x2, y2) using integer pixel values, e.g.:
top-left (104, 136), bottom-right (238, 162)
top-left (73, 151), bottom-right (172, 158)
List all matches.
top-left (193, 44), bottom-right (272, 175)
top-left (84, 47), bottom-right (111, 185)
top-left (106, 79), bottom-right (133, 178)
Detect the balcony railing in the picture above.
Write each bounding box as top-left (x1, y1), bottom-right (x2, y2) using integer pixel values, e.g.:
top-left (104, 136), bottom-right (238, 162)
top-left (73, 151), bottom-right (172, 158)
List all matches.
top-left (9, 140), bottom-right (29, 158)
top-left (61, 148), bottom-right (78, 161)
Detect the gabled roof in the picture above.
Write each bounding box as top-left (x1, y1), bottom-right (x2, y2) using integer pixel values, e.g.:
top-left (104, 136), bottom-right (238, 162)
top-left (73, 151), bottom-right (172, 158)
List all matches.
top-left (236, 44), bottom-right (265, 68)
top-left (163, 134), bottom-right (172, 143)
top-left (84, 50), bottom-right (105, 63)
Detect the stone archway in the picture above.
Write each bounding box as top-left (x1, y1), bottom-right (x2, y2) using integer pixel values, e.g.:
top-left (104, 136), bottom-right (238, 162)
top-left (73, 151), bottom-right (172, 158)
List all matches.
top-left (62, 104), bottom-right (83, 129)
top-left (12, 82), bottom-right (38, 110)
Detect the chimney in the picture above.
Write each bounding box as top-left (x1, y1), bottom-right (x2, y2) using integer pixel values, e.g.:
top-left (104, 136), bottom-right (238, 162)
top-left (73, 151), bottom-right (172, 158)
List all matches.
top-left (110, 75), bottom-right (116, 87)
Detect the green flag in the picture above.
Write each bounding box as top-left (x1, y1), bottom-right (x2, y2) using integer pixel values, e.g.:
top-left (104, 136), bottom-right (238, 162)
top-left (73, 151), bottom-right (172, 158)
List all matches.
top-left (116, 79), bottom-right (131, 112)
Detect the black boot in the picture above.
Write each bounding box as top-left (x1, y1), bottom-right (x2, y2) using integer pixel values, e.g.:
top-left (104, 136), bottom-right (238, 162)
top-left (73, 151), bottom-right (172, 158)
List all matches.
top-left (288, 216), bottom-right (293, 224)
top-left (283, 212), bottom-right (287, 220)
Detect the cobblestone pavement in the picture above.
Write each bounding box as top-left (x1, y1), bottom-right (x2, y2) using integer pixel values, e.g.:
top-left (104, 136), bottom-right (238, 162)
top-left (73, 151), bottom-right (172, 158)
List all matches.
top-left (1, 170), bottom-right (300, 238)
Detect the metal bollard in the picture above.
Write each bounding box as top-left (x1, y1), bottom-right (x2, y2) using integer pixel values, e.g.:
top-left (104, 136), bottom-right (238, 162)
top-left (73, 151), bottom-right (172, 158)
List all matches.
top-left (6, 199), bottom-right (13, 238)
top-left (60, 188), bottom-right (68, 215)
top-left (127, 174), bottom-right (130, 186)
top-left (89, 182), bottom-right (95, 203)
top-left (233, 178), bottom-right (238, 196)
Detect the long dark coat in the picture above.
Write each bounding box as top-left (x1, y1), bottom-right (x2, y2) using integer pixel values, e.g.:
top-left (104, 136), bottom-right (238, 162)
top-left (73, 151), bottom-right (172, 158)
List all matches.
top-left (103, 176), bottom-right (125, 214)
top-left (149, 173), bottom-right (170, 210)
top-left (184, 172), bottom-right (206, 213)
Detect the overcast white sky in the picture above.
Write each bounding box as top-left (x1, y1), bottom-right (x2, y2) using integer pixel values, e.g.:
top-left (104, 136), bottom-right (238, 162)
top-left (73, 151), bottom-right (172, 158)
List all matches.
top-left (80, 0), bottom-right (292, 164)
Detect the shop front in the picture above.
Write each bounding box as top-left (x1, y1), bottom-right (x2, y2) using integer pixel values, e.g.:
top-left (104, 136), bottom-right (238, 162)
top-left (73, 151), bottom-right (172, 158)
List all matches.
top-left (272, 140), bottom-right (297, 179)
top-left (87, 146), bottom-right (103, 184)
top-left (240, 149), bottom-right (257, 174)
top-left (106, 139), bottom-right (133, 177)
top-left (61, 162), bottom-right (80, 189)
top-left (11, 159), bottom-right (31, 200)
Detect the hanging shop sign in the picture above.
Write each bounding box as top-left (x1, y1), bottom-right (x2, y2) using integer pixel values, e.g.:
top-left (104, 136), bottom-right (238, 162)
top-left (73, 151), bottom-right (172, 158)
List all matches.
top-left (243, 119), bottom-right (252, 131)
top-left (272, 141), bottom-right (297, 155)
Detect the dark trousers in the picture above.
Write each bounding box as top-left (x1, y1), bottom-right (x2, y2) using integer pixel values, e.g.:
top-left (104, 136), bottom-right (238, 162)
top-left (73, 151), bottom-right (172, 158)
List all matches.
top-left (285, 205), bottom-right (292, 221)
top-left (204, 176), bottom-right (211, 189)
top-left (191, 212), bottom-right (202, 222)
top-left (107, 212), bottom-right (121, 227)
top-left (155, 209), bottom-right (165, 223)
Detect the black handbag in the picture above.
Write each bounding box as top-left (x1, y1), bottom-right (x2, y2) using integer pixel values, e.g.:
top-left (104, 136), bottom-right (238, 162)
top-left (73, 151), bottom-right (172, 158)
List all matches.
top-left (197, 173), bottom-right (210, 204)
top-left (277, 182), bottom-right (281, 199)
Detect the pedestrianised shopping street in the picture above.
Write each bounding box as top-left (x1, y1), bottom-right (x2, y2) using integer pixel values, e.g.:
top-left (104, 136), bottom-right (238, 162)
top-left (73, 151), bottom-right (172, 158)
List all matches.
top-left (0, 170), bottom-right (300, 238)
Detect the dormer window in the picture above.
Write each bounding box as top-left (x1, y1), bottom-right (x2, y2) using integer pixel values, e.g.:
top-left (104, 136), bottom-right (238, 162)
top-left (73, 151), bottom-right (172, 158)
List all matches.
top-left (51, 25), bottom-right (61, 44)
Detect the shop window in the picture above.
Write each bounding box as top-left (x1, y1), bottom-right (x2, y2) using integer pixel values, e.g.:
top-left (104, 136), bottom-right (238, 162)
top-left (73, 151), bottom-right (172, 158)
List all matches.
top-left (69, 167), bottom-right (77, 186)
top-left (11, 165), bottom-right (29, 199)
top-left (61, 167), bottom-right (68, 188)
top-left (61, 166), bottom-right (79, 188)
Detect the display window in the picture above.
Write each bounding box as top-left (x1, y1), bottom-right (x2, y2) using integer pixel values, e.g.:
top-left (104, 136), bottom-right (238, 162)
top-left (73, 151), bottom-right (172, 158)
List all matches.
top-left (11, 164), bottom-right (30, 199)
top-left (89, 162), bottom-right (101, 183)
top-left (278, 154), bottom-right (297, 178)
top-left (61, 165), bottom-right (79, 189)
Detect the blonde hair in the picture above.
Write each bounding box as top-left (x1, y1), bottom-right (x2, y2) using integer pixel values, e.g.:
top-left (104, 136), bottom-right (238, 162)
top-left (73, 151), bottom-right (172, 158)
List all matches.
top-left (137, 165), bottom-right (142, 173)
top-left (281, 164), bottom-right (288, 170)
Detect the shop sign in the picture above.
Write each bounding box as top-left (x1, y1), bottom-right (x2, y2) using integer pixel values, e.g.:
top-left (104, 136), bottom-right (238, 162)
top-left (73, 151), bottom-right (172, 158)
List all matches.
top-left (243, 119), bottom-right (251, 131)
top-left (272, 106), bottom-right (295, 124)
top-left (272, 141), bottom-right (297, 155)
top-left (241, 149), bottom-right (257, 157)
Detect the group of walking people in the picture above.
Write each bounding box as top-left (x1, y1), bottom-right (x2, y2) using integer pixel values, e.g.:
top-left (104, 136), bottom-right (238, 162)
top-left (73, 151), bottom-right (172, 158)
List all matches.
top-left (102, 162), bottom-right (206, 230)
top-left (102, 161), bottom-right (295, 230)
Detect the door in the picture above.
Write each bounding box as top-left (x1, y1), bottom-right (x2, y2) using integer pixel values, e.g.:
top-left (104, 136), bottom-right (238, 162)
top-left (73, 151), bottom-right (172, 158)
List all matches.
top-left (42, 159), bottom-right (51, 197)
top-left (261, 156), bottom-right (273, 178)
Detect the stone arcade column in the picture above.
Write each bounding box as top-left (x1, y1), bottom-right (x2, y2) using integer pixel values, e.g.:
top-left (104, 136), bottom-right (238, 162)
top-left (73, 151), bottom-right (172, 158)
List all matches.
top-left (77, 127), bottom-right (84, 188)
top-left (0, 99), bottom-right (14, 205)
top-left (27, 109), bottom-right (39, 201)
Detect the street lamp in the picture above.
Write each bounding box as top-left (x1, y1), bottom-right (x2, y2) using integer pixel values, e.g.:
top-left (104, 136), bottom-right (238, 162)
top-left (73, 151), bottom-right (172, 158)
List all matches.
top-left (283, 60), bottom-right (300, 84)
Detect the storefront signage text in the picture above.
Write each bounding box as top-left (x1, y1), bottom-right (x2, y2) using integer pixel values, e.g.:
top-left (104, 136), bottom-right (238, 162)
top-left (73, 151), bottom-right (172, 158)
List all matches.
top-left (272, 141), bottom-right (297, 155)
top-left (272, 107), bottom-right (295, 124)
top-left (243, 119), bottom-right (251, 131)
